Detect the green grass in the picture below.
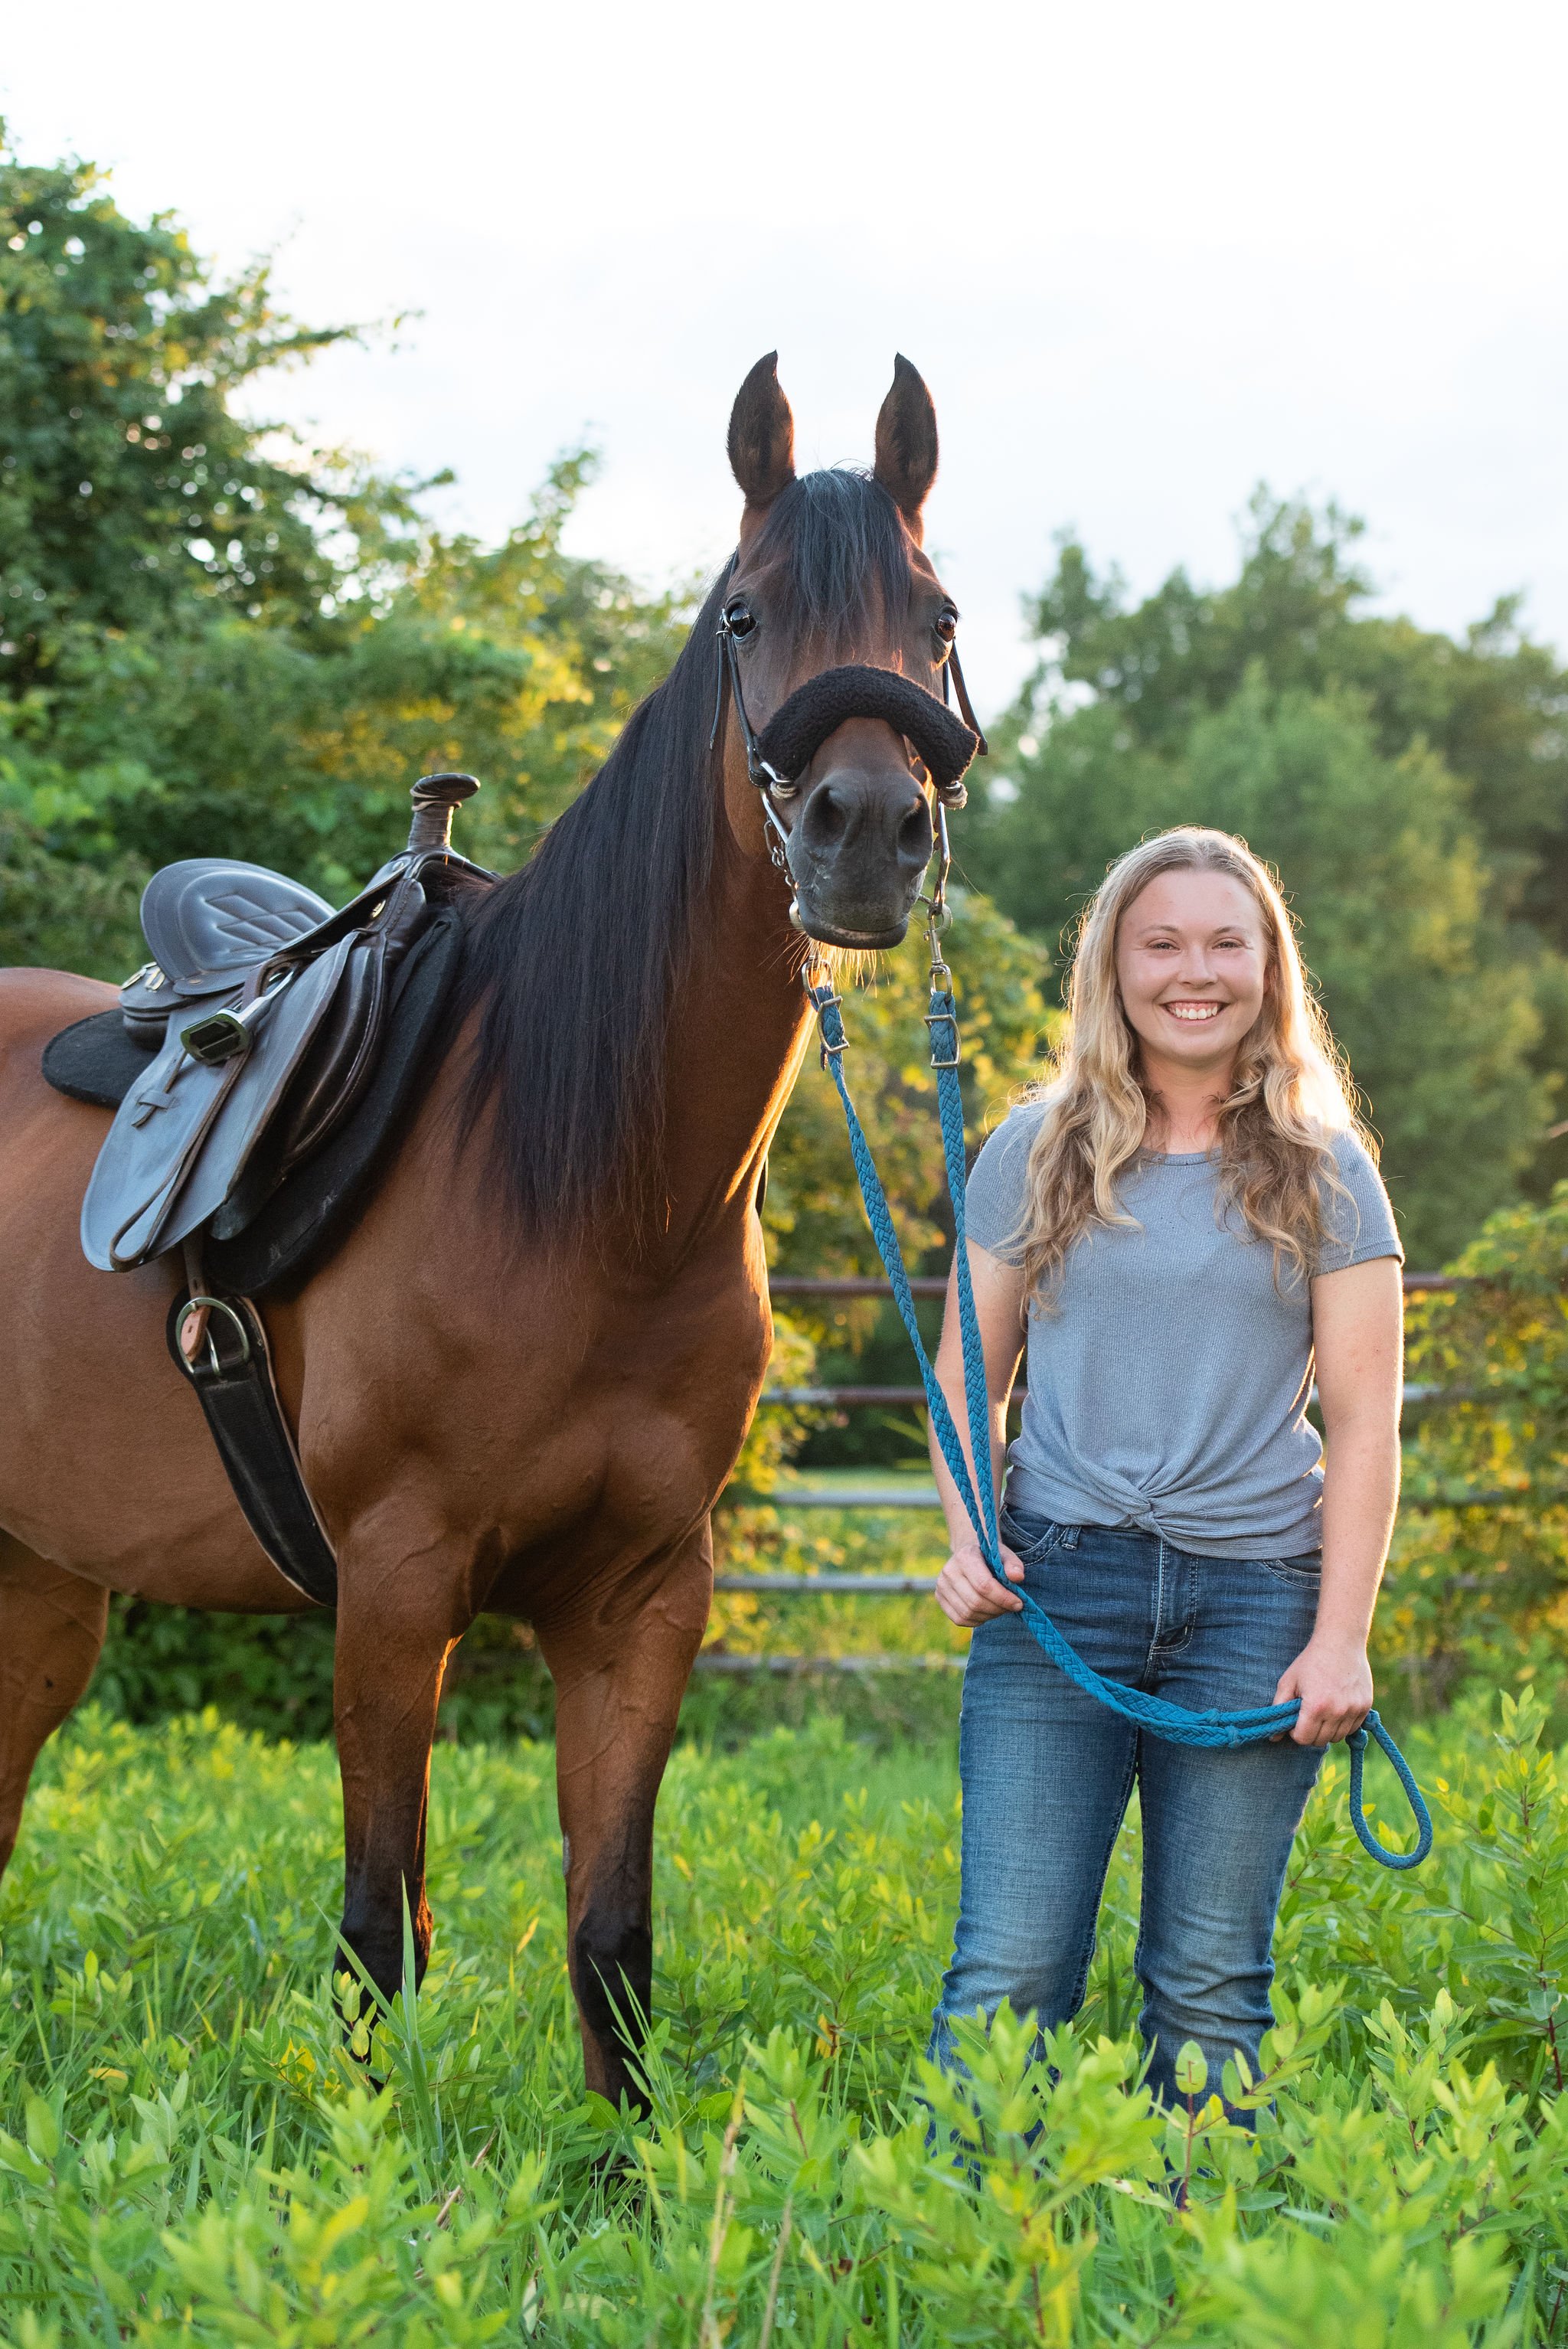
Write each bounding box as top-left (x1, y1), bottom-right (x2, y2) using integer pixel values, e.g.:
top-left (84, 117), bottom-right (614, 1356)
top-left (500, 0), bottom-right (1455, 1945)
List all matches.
top-left (2, 1691), bottom-right (1566, 2343)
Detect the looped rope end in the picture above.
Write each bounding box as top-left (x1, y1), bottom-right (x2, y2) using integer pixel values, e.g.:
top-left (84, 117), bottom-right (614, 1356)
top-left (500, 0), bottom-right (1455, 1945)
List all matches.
top-left (1345, 1710), bottom-right (1435, 1870)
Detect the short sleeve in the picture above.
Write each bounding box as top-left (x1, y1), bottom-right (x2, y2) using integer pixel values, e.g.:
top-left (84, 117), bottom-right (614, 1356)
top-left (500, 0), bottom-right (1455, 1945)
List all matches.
top-left (1316, 1131), bottom-right (1403, 1275)
top-left (965, 1105), bottom-right (1047, 1264)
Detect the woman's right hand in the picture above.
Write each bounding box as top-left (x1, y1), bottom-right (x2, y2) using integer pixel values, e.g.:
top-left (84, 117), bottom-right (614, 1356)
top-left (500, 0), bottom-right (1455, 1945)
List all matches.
top-left (935, 1538), bottom-right (1026, 1625)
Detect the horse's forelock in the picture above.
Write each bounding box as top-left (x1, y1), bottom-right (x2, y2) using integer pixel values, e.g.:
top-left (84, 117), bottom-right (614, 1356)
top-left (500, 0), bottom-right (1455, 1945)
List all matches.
top-left (747, 470), bottom-right (916, 658)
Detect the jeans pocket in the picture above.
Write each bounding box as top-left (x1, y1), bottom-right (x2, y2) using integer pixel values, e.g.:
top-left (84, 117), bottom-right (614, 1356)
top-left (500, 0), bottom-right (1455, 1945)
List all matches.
top-left (1257, 1552), bottom-right (1323, 1587)
top-left (999, 1509), bottom-right (1070, 1567)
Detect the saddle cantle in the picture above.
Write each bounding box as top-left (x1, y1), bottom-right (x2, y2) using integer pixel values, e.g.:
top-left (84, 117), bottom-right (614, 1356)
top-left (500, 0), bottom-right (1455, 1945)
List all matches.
top-left (122, 862), bottom-right (337, 1044)
top-left (70, 773), bottom-right (494, 1273)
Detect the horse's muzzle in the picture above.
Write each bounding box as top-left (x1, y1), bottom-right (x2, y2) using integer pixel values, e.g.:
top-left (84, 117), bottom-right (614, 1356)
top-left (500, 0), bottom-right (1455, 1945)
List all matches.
top-left (786, 751), bottom-right (934, 949)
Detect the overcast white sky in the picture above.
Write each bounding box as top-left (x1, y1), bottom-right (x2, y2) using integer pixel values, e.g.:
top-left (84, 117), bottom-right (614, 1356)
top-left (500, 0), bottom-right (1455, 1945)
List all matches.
top-left (5, 0), bottom-right (1566, 714)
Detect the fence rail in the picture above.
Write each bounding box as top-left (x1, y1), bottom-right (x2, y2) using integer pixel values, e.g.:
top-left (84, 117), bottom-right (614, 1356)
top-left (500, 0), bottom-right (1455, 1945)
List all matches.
top-left (770, 1273), bottom-right (1477, 1302)
top-left (763, 1380), bottom-right (1459, 1411)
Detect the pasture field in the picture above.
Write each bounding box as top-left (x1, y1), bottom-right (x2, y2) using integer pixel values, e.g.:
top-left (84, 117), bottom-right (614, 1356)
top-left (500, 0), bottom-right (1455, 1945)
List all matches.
top-left (2, 1694), bottom-right (1566, 2346)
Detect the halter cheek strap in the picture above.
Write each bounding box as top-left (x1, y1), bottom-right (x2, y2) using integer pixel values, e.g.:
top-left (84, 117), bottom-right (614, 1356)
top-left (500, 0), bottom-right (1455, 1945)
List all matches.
top-left (710, 618), bottom-right (799, 866)
top-left (940, 637), bottom-right (988, 758)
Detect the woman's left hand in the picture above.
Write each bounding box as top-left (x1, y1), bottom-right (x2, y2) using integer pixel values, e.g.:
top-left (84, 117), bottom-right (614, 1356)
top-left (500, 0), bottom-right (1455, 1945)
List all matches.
top-left (1272, 1635), bottom-right (1374, 1746)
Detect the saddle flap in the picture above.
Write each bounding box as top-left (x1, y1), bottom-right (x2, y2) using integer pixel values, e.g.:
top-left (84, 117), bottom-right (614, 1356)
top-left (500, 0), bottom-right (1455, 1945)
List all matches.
top-left (81, 938), bottom-right (357, 1272)
top-left (139, 861), bottom-right (336, 995)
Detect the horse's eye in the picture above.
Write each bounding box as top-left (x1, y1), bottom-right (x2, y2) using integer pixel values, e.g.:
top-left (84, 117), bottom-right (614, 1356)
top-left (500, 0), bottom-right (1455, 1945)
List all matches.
top-left (934, 606), bottom-right (958, 646)
top-left (724, 600), bottom-right (757, 639)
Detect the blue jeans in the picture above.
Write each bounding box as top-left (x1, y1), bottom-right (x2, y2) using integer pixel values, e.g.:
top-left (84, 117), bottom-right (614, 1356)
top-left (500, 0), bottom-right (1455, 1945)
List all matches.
top-left (930, 1509), bottom-right (1325, 2112)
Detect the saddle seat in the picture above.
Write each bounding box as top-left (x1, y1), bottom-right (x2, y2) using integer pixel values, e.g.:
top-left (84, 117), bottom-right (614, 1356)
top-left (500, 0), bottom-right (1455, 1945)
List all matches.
top-left (60, 773), bottom-right (494, 1273)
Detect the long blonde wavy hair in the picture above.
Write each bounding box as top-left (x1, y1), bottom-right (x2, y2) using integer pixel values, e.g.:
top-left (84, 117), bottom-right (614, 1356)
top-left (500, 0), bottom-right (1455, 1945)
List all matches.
top-left (1014, 828), bottom-right (1367, 1301)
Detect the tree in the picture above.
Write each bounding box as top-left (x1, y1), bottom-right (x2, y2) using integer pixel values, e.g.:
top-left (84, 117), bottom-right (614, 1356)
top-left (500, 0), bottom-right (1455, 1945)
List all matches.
top-left (0, 132), bottom-right (425, 694)
top-left (0, 132), bottom-right (690, 971)
top-left (1022, 496), bottom-right (1568, 949)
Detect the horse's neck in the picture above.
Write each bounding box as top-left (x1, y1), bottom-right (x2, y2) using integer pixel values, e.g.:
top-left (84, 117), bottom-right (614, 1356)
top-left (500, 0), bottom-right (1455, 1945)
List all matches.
top-left (657, 838), bottom-right (812, 1263)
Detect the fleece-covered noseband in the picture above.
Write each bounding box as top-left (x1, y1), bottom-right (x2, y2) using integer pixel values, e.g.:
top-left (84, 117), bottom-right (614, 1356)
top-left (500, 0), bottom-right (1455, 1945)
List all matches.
top-left (710, 599), bottom-right (988, 891)
top-left (753, 665), bottom-right (978, 796)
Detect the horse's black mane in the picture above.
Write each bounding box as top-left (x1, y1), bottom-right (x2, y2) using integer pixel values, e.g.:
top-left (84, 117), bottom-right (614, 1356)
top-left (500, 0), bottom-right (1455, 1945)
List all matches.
top-left (455, 469), bottom-right (914, 1241)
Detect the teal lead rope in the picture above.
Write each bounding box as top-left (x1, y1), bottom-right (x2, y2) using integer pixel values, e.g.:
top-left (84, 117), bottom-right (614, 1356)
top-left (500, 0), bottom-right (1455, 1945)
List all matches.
top-left (802, 943), bottom-right (1432, 1872)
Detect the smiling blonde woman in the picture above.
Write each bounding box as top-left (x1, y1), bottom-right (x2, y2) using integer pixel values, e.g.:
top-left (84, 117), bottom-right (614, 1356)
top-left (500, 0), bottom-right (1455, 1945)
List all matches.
top-left (926, 826), bottom-right (1404, 2115)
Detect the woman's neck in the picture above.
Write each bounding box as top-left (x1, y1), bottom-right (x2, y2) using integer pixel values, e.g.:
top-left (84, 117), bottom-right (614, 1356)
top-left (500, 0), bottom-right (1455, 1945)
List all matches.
top-left (1140, 1050), bottom-right (1237, 1155)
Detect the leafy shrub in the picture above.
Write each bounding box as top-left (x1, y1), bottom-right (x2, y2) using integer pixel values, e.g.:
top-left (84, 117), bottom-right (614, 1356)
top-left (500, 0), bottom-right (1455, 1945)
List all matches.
top-left (2, 1694), bottom-right (1566, 2339)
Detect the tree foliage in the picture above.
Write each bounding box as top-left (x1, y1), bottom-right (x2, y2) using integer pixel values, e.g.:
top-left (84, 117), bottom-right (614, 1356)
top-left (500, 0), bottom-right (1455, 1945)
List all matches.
top-left (6, 132), bottom-right (1565, 1277)
top-left (1024, 495), bottom-right (1568, 946)
top-left (0, 138), bottom-right (415, 686)
top-left (0, 134), bottom-right (689, 970)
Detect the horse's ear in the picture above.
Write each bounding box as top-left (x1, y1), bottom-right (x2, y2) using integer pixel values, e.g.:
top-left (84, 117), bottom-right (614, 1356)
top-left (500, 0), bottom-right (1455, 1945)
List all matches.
top-left (873, 354), bottom-right (939, 537)
top-left (728, 352), bottom-right (796, 508)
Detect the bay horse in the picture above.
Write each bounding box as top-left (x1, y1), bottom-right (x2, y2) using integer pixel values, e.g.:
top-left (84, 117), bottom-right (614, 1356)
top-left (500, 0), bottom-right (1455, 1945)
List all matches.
top-left (0, 353), bottom-right (962, 2105)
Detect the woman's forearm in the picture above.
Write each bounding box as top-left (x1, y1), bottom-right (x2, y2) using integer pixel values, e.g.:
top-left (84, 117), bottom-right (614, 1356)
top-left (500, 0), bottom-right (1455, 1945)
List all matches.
top-left (1315, 1412), bottom-right (1400, 1648)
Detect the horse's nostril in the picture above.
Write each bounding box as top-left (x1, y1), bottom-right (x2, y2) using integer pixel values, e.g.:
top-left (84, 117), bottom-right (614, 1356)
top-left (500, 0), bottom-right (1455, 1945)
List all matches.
top-left (898, 800), bottom-right (933, 863)
top-left (803, 784), bottom-right (851, 851)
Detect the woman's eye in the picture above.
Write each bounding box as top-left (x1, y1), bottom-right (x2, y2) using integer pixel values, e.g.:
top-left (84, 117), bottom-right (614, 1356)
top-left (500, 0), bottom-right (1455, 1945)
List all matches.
top-left (724, 600), bottom-right (757, 639)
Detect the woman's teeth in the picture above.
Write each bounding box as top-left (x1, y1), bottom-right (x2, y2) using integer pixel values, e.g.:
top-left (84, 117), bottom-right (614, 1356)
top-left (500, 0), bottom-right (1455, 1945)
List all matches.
top-left (1165, 1002), bottom-right (1223, 1021)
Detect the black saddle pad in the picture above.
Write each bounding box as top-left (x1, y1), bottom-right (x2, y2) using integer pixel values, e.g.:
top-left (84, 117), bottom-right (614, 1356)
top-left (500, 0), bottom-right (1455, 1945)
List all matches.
top-left (43, 1011), bottom-right (158, 1109)
top-left (42, 909), bottom-right (464, 1298)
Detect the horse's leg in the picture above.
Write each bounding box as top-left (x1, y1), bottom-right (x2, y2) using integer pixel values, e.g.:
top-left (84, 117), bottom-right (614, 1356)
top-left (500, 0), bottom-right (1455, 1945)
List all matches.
top-left (537, 1521), bottom-right (712, 2107)
top-left (0, 1537), bottom-right (110, 1874)
top-left (332, 1527), bottom-right (473, 2011)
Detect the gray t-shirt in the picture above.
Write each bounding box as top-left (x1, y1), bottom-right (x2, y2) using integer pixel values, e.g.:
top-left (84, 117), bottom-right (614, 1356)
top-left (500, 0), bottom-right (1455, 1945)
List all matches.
top-left (965, 1108), bottom-right (1402, 1558)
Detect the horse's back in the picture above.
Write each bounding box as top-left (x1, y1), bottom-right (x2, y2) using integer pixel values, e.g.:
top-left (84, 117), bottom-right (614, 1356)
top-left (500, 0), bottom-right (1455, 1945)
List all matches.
top-left (0, 965), bottom-right (116, 1071)
top-left (0, 968), bottom-right (117, 1184)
